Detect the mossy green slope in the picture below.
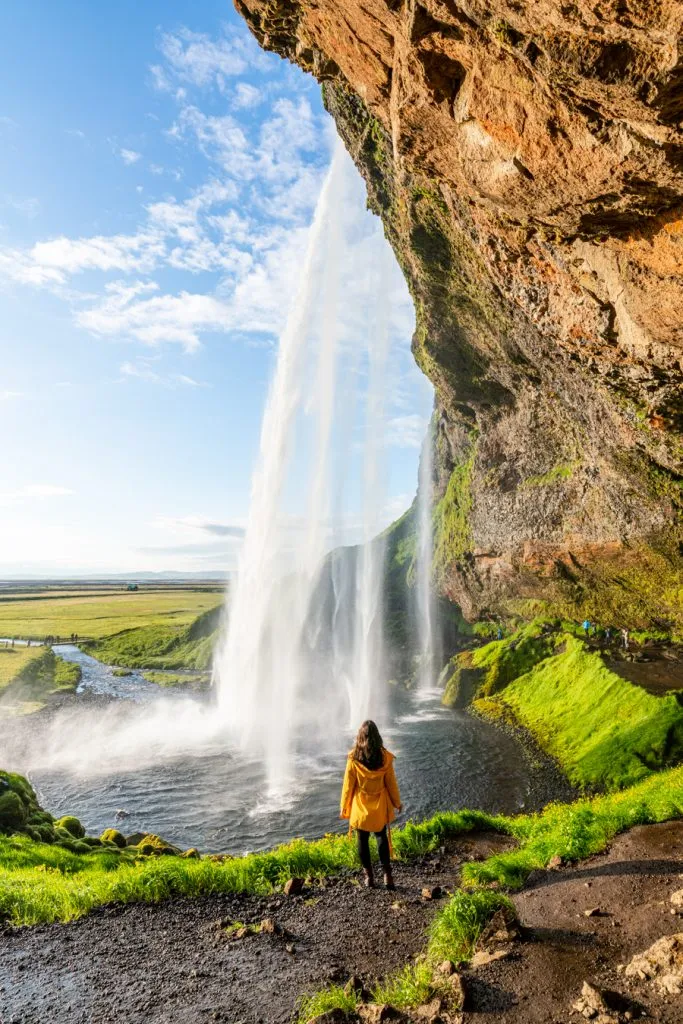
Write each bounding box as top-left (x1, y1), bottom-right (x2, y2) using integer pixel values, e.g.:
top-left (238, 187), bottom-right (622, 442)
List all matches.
top-left (0, 648), bottom-right (81, 715)
top-left (441, 619), bottom-right (556, 707)
top-left (86, 606), bottom-right (222, 671)
top-left (485, 636), bottom-right (683, 790)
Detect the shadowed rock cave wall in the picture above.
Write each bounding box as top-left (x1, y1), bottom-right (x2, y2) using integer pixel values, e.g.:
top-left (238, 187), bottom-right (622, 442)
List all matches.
top-left (236, 0), bottom-right (683, 628)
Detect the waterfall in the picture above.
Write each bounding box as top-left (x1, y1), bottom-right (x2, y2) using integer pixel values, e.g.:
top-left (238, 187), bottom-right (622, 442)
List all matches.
top-left (213, 140), bottom-right (395, 796)
top-left (416, 415), bottom-right (438, 691)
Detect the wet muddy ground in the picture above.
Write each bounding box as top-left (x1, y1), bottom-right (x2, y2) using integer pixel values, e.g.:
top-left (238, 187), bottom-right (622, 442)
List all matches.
top-left (464, 821), bottom-right (683, 1023)
top-left (0, 833), bottom-right (510, 1024)
top-left (2, 825), bottom-right (682, 1024)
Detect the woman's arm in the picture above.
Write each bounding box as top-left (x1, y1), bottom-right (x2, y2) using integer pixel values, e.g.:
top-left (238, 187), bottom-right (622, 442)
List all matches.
top-left (339, 758), bottom-right (356, 819)
top-left (385, 760), bottom-right (402, 811)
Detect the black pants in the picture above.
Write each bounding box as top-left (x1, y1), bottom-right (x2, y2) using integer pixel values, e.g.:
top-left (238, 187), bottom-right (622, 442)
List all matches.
top-left (356, 826), bottom-right (390, 871)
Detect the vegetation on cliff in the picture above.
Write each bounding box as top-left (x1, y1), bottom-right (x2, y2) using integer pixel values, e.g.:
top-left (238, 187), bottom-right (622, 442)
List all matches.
top-left (443, 623), bottom-right (683, 790)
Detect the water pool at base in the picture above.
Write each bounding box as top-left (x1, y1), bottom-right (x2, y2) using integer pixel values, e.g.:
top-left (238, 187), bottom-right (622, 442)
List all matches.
top-left (5, 645), bottom-right (536, 855)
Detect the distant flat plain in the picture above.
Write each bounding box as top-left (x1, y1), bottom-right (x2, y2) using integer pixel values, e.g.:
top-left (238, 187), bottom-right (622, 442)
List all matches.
top-left (0, 584), bottom-right (224, 641)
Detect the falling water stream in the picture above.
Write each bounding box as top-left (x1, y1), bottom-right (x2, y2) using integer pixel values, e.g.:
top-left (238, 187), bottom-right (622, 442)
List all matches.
top-left (213, 142), bottom-right (393, 795)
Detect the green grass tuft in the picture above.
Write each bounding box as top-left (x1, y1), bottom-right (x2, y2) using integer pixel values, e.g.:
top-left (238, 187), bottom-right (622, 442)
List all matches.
top-left (298, 983), bottom-right (359, 1022)
top-left (428, 888), bottom-right (513, 963)
top-left (372, 960), bottom-right (434, 1009)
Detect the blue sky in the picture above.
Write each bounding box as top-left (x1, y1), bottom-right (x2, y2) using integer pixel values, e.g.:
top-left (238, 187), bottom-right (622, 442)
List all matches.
top-left (0, 1), bottom-right (431, 576)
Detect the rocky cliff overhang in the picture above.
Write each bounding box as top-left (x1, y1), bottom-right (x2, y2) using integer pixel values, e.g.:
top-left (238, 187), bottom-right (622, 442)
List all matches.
top-left (236, 0), bottom-right (683, 623)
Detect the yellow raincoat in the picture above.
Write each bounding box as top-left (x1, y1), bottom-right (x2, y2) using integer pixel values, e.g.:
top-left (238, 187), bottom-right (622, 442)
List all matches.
top-left (340, 748), bottom-right (401, 833)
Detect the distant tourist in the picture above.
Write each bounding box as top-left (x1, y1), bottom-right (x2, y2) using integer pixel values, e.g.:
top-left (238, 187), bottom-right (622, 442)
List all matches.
top-left (605, 627), bottom-right (611, 642)
top-left (622, 628), bottom-right (629, 650)
top-left (582, 619), bottom-right (591, 637)
top-left (497, 626), bottom-right (503, 640)
top-left (340, 720), bottom-right (402, 890)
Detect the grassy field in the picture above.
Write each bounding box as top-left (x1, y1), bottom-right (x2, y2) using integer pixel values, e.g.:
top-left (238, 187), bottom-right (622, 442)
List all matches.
top-left (87, 605), bottom-right (223, 671)
top-left (0, 646), bottom-right (46, 692)
top-left (0, 589), bottom-right (223, 641)
top-left (0, 647), bottom-right (81, 716)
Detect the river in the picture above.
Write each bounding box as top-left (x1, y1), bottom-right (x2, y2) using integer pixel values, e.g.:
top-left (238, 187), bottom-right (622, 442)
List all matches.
top-left (5, 645), bottom-right (541, 855)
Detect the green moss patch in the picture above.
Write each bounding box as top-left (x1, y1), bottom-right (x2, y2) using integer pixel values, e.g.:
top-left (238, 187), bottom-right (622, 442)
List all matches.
top-left (433, 443), bottom-right (476, 581)
top-left (442, 619), bottom-right (556, 707)
top-left (486, 636), bottom-right (683, 790)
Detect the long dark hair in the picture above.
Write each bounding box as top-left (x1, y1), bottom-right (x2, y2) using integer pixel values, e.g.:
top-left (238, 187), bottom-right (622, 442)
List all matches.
top-left (352, 720), bottom-right (384, 770)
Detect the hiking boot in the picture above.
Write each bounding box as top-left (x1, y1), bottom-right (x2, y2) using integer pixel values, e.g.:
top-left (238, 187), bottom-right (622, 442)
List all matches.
top-left (383, 868), bottom-right (395, 891)
top-left (362, 868), bottom-right (374, 888)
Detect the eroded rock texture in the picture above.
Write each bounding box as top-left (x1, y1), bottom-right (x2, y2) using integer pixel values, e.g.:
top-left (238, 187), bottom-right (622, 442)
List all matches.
top-left (236, 0), bottom-right (683, 623)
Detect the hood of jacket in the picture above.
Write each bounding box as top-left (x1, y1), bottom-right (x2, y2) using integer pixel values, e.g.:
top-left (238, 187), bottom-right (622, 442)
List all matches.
top-left (348, 748), bottom-right (394, 783)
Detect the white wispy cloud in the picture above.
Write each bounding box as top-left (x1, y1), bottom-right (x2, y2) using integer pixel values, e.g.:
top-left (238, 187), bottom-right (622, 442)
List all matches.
top-left (234, 82), bottom-right (261, 109)
top-left (155, 27), bottom-right (253, 92)
top-left (120, 148), bottom-right (141, 165)
top-left (0, 390), bottom-right (23, 401)
top-left (0, 23), bottom-right (414, 376)
top-left (0, 484), bottom-right (75, 506)
top-left (152, 514), bottom-right (246, 538)
top-left (119, 359), bottom-right (208, 386)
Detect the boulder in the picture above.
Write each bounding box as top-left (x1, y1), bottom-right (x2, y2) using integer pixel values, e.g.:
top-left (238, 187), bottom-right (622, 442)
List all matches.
top-left (470, 947), bottom-right (512, 968)
top-left (447, 972), bottom-right (466, 1009)
top-left (284, 877), bottom-right (304, 896)
top-left (421, 885), bottom-right (443, 900)
top-left (134, 833), bottom-right (181, 856)
top-left (571, 980), bottom-right (634, 1022)
top-left (0, 791), bottom-right (28, 830)
top-left (125, 832), bottom-right (147, 846)
top-left (357, 1004), bottom-right (407, 1023)
top-left (181, 847), bottom-right (200, 859)
top-left (100, 828), bottom-right (126, 849)
top-left (478, 907), bottom-right (520, 946)
top-left (56, 815), bottom-right (86, 839)
top-left (625, 933), bottom-right (683, 995)
top-left (670, 889), bottom-right (683, 911)
top-left (413, 997), bottom-right (444, 1022)
top-left (344, 976), bottom-right (373, 1002)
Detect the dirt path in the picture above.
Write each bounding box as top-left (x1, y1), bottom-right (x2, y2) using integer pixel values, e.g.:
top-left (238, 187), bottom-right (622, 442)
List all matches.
top-left (464, 821), bottom-right (683, 1023)
top-left (2, 824), bottom-right (682, 1024)
top-left (0, 833), bottom-right (509, 1024)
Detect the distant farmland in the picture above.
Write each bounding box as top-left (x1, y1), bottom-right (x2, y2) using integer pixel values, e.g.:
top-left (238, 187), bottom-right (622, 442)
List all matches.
top-left (0, 587), bottom-right (224, 642)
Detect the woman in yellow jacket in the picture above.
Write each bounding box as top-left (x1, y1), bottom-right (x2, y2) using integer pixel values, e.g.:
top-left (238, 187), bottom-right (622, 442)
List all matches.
top-left (340, 720), bottom-right (402, 889)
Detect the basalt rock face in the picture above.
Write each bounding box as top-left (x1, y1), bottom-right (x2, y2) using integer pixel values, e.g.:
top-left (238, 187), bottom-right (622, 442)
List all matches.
top-left (237, 0), bottom-right (683, 624)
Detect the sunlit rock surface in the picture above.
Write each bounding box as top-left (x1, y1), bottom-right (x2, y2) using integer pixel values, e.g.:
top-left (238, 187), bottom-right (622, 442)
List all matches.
top-left (236, 0), bottom-right (682, 623)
